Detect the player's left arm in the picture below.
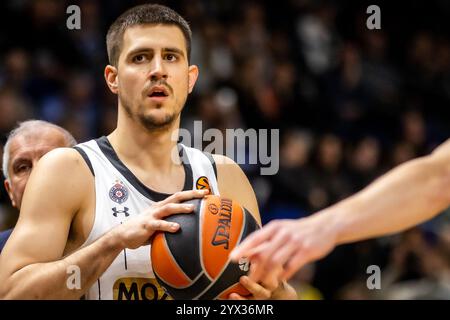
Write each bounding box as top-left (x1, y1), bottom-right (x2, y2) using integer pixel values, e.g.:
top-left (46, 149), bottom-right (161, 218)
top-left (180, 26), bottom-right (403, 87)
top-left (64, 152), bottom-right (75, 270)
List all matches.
top-left (213, 154), bottom-right (297, 300)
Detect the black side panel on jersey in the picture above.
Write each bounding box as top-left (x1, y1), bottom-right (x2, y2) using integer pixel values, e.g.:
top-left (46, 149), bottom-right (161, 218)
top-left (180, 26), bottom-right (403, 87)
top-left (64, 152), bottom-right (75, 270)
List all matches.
top-left (73, 146), bottom-right (95, 176)
top-left (202, 151), bottom-right (217, 178)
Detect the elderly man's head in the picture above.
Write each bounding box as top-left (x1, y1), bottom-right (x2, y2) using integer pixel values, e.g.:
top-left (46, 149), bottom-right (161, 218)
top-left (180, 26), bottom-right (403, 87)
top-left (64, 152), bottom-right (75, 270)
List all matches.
top-left (2, 120), bottom-right (76, 209)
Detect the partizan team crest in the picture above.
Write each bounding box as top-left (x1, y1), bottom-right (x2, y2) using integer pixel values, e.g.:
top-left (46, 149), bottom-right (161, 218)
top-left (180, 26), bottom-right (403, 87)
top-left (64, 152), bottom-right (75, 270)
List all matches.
top-left (109, 180), bottom-right (129, 204)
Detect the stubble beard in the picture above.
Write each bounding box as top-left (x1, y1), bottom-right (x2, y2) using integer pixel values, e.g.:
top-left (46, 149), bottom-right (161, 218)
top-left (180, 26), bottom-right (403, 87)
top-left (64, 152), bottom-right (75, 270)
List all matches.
top-left (121, 96), bottom-right (179, 132)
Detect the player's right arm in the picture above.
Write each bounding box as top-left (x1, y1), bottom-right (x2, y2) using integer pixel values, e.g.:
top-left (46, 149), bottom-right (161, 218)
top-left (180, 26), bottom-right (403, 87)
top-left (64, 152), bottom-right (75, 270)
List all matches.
top-left (231, 138), bottom-right (450, 281)
top-left (0, 149), bottom-right (207, 299)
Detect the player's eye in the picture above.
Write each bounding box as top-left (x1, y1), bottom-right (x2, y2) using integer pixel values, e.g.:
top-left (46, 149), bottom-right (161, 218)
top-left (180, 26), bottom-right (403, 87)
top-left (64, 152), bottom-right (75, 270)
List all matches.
top-left (165, 54), bottom-right (177, 62)
top-left (133, 54), bottom-right (147, 63)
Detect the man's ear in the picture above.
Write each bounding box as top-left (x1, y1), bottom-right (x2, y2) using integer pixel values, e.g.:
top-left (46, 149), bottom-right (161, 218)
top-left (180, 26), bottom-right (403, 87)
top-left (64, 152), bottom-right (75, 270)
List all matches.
top-left (4, 179), bottom-right (16, 208)
top-left (187, 65), bottom-right (199, 94)
top-left (104, 65), bottom-right (119, 94)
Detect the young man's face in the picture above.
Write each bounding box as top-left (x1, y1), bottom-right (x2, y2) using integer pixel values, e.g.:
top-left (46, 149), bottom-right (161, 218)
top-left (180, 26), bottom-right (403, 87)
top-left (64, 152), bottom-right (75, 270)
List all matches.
top-left (109, 24), bottom-right (198, 131)
top-left (4, 128), bottom-right (69, 209)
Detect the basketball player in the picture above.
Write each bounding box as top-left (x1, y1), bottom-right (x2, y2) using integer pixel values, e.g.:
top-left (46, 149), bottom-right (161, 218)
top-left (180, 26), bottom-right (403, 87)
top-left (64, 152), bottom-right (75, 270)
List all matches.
top-left (0, 4), bottom-right (295, 300)
top-left (0, 120), bottom-right (76, 253)
top-left (231, 138), bottom-right (450, 283)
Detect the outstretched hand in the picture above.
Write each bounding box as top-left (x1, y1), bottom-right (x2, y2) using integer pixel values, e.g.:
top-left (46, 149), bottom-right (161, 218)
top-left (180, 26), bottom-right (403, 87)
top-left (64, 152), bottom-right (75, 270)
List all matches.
top-left (229, 213), bottom-right (338, 282)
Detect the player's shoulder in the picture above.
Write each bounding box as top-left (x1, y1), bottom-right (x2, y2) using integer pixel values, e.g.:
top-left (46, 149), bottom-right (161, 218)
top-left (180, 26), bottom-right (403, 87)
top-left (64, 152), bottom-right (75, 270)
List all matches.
top-left (212, 154), bottom-right (261, 224)
top-left (211, 154), bottom-right (247, 180)
top-left (38, 146), bottom-right (82, 165)
top-left (211, 154), bottom-right (251, 181)
top-left (211, 154), bottom-right (245, 180)
top-left (35, 147), bottom-right (91, 178)
top-left (23, 147), bottom-right (93, 211)
top-left (211, 154), bottom-right (239, 168)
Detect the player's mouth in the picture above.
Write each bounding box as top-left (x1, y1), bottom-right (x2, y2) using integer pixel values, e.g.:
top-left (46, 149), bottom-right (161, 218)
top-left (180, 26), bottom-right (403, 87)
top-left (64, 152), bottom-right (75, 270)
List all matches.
top-left (147, 86), bottom-right (169, 102)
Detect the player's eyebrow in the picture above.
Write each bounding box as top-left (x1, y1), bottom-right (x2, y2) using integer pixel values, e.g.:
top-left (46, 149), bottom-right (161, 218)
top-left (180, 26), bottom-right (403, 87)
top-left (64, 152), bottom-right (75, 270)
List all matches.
top-left (163, 47), bottom-right (185, 57)
top-left (126, 47), bottom-right (185, 58)
top-left (126, 47), bottom-right (151, 57)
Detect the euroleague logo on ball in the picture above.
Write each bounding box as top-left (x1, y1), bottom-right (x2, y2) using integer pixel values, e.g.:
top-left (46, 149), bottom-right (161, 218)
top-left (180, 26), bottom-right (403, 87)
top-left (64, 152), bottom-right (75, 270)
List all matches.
top-left (208, 203), bottom-right (219, 215)
top-left (196, 176), bottom-right (211, 191)
top-left (238, 257), bottom-right (250, 272)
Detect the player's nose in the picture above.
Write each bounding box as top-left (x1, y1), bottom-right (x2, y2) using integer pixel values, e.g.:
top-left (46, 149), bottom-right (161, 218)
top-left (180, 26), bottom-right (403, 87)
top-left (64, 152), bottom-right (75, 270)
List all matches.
top-left (149, 56), bottom-right (167, 81)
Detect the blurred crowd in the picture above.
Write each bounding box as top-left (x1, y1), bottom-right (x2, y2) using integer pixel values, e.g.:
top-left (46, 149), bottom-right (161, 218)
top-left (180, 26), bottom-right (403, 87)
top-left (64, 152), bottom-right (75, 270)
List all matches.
top-left (0, 0), bottom-right (449, 299)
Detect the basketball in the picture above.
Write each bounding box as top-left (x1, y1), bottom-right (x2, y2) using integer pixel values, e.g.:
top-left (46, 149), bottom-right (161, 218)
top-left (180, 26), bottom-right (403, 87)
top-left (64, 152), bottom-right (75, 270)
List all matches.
top-left (150, 195), bottom-right (260, 300)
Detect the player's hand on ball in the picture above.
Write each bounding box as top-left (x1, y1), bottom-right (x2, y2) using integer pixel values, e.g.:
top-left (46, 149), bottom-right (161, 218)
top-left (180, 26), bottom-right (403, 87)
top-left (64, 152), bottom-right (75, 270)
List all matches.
top-left (230, 213), bottom-right (337, 281)
top-left (228, 276), bottom-right (273, 300)
top-left (228, 273), bottom-right (296, 300)
top-left (113, 189), bottom-right (209, 249)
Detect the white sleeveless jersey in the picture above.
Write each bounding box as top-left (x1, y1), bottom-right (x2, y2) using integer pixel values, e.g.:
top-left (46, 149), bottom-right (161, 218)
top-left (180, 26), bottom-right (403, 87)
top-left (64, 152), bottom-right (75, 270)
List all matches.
top-left (74, 136), bottom-right (219, 300)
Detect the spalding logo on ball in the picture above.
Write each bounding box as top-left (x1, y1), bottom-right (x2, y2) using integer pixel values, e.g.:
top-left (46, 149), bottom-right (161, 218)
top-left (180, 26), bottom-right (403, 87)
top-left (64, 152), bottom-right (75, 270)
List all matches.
top-left (150, 195), bottom-right (260, 300)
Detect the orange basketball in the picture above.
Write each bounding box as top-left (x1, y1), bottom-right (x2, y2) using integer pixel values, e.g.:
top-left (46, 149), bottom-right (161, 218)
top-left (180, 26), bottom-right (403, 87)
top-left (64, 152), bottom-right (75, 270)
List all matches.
top-left (151, 195), bottom-right (260, 300)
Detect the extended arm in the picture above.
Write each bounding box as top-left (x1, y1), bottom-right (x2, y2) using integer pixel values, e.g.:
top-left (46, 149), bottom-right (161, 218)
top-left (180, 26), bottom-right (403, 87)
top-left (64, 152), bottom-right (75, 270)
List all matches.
top-left (330, 139), bottom-right (450, 243)
top-left (230, 139), bottom-right (450, 281)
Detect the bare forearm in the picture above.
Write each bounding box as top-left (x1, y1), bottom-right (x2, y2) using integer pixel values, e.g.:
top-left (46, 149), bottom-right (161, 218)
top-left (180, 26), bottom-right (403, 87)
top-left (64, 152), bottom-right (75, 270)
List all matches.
top-left (321, 156), bottom-right (450, 245)
top-left (2, 230), bottom-right (123, 299)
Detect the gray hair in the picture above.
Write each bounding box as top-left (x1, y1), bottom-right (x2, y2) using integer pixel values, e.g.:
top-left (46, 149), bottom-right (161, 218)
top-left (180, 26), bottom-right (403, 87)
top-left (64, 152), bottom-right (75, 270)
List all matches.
top-left (2, 120), bottom-right (77, 180)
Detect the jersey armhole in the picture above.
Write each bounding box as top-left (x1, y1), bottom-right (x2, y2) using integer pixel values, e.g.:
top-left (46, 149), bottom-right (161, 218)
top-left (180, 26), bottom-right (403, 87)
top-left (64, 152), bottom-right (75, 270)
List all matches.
top-left (202, 152), bottom-right (217, 178)
top-left (73, 146), bottom-right (95, 177)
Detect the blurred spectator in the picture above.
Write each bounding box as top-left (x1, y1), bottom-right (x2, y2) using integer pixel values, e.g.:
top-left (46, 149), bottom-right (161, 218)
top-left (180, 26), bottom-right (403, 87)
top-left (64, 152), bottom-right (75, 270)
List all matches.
top-left (266, 129), bottom-right (314, 220)
top-left (348, 136), bottom-right (382, 191)
top-left (390, 141), bottom-right (417, 167)
top-left (0, 87), bottom-right (33, 141)
top-left (40, 71), bottom-right (99, 142)
top-left (401, 110), bottom-right (427, 152)
top-left (296, 2), bottom-right (339, 75)
top-left (378, 228), bottom-right (450, 299)
top-left (0, 48), bottom-right (31, 92)
top-left (308, 133), bottom-right (352, 211)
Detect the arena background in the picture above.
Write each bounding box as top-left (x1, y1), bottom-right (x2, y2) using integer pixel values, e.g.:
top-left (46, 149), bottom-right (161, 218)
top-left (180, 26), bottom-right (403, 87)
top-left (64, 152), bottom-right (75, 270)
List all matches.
top-left (0, 0), bottom-right (449, 299)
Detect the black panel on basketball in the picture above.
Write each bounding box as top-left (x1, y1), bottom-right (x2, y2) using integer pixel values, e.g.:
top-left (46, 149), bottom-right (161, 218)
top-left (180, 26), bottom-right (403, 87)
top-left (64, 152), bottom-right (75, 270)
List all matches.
top-left (155, 272), bottom-right (212, 300)
top-left (164, 198), bottom-right (202, 280)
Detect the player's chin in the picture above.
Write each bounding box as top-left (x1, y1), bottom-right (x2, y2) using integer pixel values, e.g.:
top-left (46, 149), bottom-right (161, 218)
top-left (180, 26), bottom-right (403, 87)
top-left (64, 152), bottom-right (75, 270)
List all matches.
top-left (139, 111), bottom-right (176, 130)
top-left (145, 108), bottom-right (172, 119)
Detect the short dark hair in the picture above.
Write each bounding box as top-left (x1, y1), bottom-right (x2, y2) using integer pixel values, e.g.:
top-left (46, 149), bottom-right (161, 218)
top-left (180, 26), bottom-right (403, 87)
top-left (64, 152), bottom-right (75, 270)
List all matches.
top-left (106, 4), bottom-right (192, 66)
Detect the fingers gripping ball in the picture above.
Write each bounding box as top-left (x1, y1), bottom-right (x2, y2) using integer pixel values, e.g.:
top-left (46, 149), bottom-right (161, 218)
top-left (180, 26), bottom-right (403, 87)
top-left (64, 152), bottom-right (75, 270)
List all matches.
top-left (151, 195), bottom-right (260, 300)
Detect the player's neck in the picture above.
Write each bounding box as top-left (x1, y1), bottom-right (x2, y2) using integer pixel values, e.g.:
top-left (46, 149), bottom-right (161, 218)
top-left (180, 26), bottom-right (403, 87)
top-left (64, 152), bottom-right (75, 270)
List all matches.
top-left (108, 115), bottom-right (181, 174)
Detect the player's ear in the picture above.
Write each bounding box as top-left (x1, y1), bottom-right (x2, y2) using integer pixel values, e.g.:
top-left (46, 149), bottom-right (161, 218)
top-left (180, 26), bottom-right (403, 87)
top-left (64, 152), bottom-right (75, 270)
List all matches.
top-left (187, 64), bottom-right (199, 94)
top-left (104, 65), bottom-right (119, 94)
top-left (4, 179), bottom-right (16, 208)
